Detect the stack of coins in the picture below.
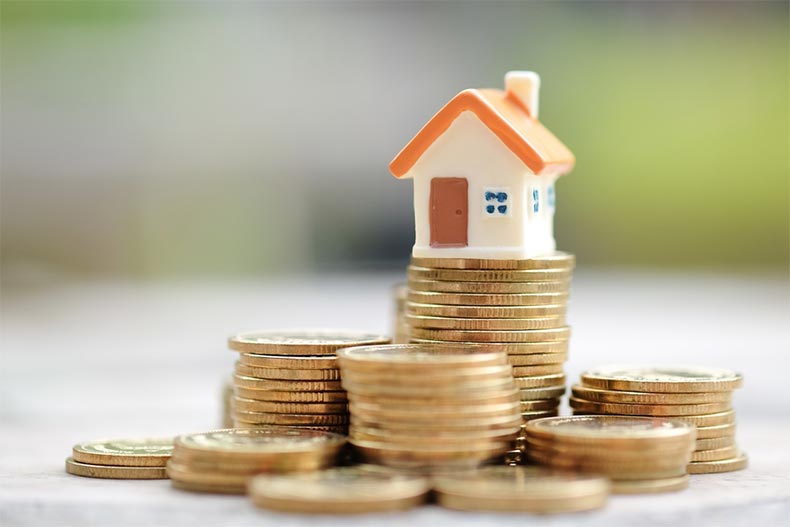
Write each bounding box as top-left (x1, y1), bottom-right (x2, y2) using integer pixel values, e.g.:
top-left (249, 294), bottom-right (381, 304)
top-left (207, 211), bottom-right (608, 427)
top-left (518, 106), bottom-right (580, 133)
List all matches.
top-left (249, 466), bottom-right (431, 513)
top-left (433, 466), bottom-right (610, 513)
top-left (227, 330), bottom-right (391, 434)
top-left (66, 438), bottom-right (173, 480)
top-left (337, 343), bottom-right (522, 469)
top-left (391, 283), bottom-right (410, 343)
top-left (405, 254), bottom-right (574, 454)
top-left (571, 365), bottom-right (747, 474)
top-left (524, 415), bottom-right (697, 493)
top-left (166, 428), bottom-right (346, 494)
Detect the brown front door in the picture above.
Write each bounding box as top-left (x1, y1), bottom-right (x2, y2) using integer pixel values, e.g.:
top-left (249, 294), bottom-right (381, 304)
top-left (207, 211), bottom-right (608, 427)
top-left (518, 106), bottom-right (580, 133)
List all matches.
top-left (430, 177), bottom-right (468, 248)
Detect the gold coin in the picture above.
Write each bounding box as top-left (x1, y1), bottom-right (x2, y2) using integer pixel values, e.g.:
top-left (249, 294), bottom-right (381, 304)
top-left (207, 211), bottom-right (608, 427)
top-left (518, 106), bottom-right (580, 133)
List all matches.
top-left (228, 329), bottom-right (391, 355)
top-left (233, 374), bottom-right (343, 392)
top-left (690, 445), bottom-right (739, 462)
top-left (695, 422), bottom-right (736, 439)
top-left (234, 387), bottom-right (347, 403)
top-left (337, 343), bottom-right (508, 371)
top-left (687, 452), bottom-right (748, 474)
top-left (351, 440), bottom-right (510, 467)
top-left (433, 466), bottom-right (608, 513)
top-left (405, 314), bottom-right (566, 331)
top-left (174, 428), bottom-right (346, 460)
top-left (235, 362), bottom-right (341, 381)
top-left (170, 478), bottom-right (245, 494)
top-left (572, 409), bottom-right (736, 428)
top-left (410, 326), bottom-right (571, 343)
top-left (520, 385), bottom-right (566, 400)
top-left (519, 399), bottom-right (561, 412)
top-left (407, 266), bottom-right (573, 283)
top-left (342, 377), bottom-right (516, 397)
top-left (340, 365), bottom-right (514, 386)
top-left (695, 435), bottom-right (736, 450)
top-left (525, 415), bottom-right (696, 446)
top-left (249, 466), bottom-right (430, 514)
top-left (410, 253), bottom-right (576, 270)
top-left (509, 353), bottom-right (567, 366)
top-left (349, 401), bottom-right (521, 420)
top-left (347, 389), bottom-right (519, 407)
top-left (408, 279), bottom-right (570, 294)
top-left (239, 353), bottom-right (337, 369)
top-left (348, 426), bottom-right (519, 445)
top-left (526, 451), bottom-right (688, 479)
top-left (610, 475), bottom-right (689, 494)
top-left (571, 384), bottom-right (732, 405)
top-left (406, 302), bottom-right (567, 319)
top-left (512, 364), bottom-right (565, 376)
top-left (407, 290), bottom-right (570, 306)
top-left (233, 411), bottom-right (349, 426)
top-left (232, 397), bottom-right (348, 415)
top-left (168, 450), bottom-right (338, 474)
top-left (350, 414), bottom-right (524, 432)
top-left (65, 457), bottom-right (168, 479)
top-left (72, 437), bottom-right (173, 467)
top-left (524, 436), bottom-right (692, 457)
top-left (166, 461), bottom-right (250, 487)
top-left (521, 409), bottom-right (559, 420)
top-left (569, 397), bottom-right (731, 416)
top-left (581, 365), bottom-right (743, 393)
top-left (410, 339), bottom-right (569, 355)
top-left (514, 373), bottom-right (566, 389)
top-left (231, 422), bottom-right (348, 435)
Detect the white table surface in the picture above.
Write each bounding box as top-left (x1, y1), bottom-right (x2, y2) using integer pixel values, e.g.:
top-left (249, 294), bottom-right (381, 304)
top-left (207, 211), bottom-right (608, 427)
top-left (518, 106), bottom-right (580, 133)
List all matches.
top-left (2, 270), bottom-right (789, 527)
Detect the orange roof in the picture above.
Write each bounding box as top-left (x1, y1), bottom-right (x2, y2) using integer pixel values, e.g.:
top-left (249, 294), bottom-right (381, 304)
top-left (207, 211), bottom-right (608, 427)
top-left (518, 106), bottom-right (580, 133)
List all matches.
top-left (389, 88), bottom-right (575, 178)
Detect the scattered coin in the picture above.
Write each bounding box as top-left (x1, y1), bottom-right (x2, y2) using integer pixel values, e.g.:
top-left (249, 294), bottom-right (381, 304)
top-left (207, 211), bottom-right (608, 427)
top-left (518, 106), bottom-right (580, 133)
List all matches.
top-left (72, 437), bottom-right (173, 467)
top-left (65, 457), bottom-right (168, 479)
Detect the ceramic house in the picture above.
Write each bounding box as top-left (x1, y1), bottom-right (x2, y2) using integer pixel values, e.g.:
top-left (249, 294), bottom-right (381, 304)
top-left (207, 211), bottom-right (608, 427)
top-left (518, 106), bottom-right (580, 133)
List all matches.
top-left (390, 71), bottom-right (575, 259)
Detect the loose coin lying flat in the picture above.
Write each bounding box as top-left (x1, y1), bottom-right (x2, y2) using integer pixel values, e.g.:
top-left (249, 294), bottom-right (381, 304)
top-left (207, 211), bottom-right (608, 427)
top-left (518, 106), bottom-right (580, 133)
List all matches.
top-left (248, 466), bottom-right (431, 514)
top-left (65, 458), bottom-right (168, 479)
top-left (687, 452), bottom-right (748, 474)
top-left (580, 365), bottom-right (743, 393)
top-left (433, 466), bottom-right (609, 513)
top-left (72, 437), bottom-right (173, 467)
top-left (228, 329), bottom-right (391, 355)
top-left (410, 253), bottom-right (576, 270)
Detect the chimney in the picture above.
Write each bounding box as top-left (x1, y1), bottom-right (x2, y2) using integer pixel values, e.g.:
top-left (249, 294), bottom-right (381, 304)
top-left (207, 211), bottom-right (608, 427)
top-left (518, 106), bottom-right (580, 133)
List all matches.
top-left (504, 71), bottom-right (540, 118)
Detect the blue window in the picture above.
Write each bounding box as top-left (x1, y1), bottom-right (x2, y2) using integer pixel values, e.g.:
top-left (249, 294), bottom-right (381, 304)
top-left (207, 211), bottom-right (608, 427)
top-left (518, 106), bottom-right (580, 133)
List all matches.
top-left (531, 188), bottom-right (540, 214)
top-left (484, 188), bottom-right (510, 217)
top-left (547, 184), bottom-right (555, 209)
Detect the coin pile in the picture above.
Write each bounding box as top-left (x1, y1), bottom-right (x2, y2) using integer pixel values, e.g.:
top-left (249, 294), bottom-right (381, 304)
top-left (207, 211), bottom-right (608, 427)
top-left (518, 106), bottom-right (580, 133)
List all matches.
top-left (405, 254), bottom-right (574, 452)
top-left (337, 343), bottom-right (522, 469)
top-left (249, 465), bottom-right (431, 513)
top-left (572, 365), bottom-right (747, 474)
top-left (524, 415), bottom-right (696, 494)
top-left (391, 283), bottom-right (410, 343)
top-left (166, 428), bottom-right (346, 494)
top-left (227, 330), bottom-right (391, 434)
top-left (66, 437), bottom-right (173, 480)
top-left (433, 465), bottom-right (610, 513)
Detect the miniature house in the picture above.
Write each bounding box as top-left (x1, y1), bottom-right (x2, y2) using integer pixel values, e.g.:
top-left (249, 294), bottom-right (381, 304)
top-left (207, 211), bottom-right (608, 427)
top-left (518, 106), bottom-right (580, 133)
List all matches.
top-left (389, 71), bottom-right (575, 259)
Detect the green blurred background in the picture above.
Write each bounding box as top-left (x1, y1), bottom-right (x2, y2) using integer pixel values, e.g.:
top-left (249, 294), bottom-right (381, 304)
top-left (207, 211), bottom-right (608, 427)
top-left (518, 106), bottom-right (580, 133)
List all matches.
top-left (1, 0), bottom-right (787, 280)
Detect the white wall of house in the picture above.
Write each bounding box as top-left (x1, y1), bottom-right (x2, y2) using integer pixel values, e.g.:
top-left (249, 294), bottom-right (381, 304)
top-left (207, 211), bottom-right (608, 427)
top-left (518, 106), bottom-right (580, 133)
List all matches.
top-left (406, 110), bottom-right (559, 258)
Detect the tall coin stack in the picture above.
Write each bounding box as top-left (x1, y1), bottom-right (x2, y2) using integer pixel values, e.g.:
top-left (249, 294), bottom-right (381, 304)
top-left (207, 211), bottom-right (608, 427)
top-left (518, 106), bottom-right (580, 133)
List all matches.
top-left (405, 253), bottom-right (574, 452)
top-left (337, 343), bottom-right (523, 469)
top-left (524, 415), bottom-right (697, 494)
top-left (227, 330), bottom-right (391, 434)
top-left (571, 365), bottom-right (747, 474)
